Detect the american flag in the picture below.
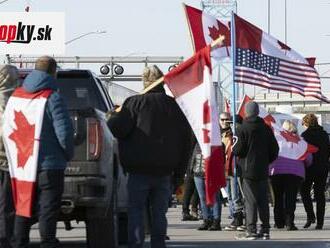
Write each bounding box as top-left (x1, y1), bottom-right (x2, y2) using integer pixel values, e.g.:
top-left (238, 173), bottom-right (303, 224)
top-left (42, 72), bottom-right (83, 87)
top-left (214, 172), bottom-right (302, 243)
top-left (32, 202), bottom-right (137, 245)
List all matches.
top-left (234, 14), bottom-right (330, 103)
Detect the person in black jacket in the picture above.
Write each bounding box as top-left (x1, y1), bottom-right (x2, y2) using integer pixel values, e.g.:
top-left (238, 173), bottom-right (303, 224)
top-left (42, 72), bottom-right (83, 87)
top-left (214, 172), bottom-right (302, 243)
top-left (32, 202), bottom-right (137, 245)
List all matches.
top-left (107, 65), bottom-right (192, 248)
top-left (300, 113), bottom-right (330, 230)
top-left (232, 101), bottom-right (279, 240)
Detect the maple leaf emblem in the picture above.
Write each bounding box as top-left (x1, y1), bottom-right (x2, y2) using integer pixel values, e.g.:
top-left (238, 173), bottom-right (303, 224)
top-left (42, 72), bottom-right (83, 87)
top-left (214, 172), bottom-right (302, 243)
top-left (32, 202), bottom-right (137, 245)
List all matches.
top-left (278, 40), bottom-right (291, 51)
top-left (9, 111), bottom-right (35, 168)
top-left (280, 130), bottom-right (300, 144)
top-left (208, 25), bottom-right (222, 41)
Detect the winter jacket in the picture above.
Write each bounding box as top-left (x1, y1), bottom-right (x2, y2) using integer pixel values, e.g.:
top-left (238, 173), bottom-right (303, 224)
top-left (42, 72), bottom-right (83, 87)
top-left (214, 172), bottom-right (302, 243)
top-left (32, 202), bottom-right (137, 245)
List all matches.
top-left (108, 85), bottom-right (193, 177)
top-left (222, 127), bottom-right (234, 177)
top-left (0, 65), bottom-right (19, 171)
top-left (269, 155), bottom-right (312, 179)
top-left (301, 125), bottom-right (330, 174)
top-left (22, 70), bottom-right (74, 170)
top-left (191, 143), bottom-right (205, 178)
top-left (232, 116), bottom-right (279, 181)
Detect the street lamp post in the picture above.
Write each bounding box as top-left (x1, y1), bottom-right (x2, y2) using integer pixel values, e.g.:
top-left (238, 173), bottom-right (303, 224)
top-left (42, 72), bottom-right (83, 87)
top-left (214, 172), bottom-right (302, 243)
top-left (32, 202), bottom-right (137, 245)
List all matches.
top-left (268, 0), bottom-right (271, 34)
top-left (0, 0), bottom-right (11, 5)
top-left (65, 30), bottom-right (107, 45)
top-left (285, 0), bottom-right (287, 44)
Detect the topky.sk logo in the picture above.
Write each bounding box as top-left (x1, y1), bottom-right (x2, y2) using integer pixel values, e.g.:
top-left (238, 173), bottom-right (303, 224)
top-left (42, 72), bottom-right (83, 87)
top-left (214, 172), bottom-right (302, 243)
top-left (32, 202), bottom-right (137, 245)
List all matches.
top-left (0, 13), bottom-right (65, 55)
top-left (0, 22), bottom-right (53, 44)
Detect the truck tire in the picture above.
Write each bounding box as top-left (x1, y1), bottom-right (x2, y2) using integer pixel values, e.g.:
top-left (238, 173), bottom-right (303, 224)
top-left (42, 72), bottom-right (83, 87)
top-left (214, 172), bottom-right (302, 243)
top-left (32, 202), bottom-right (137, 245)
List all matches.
top-left (86, 183), bottom-right (118, 248)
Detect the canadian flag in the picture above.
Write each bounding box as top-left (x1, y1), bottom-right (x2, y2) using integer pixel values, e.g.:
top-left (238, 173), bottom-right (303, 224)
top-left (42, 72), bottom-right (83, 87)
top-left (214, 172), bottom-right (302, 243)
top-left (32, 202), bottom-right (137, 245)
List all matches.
top-left (164, 45), bottom-right (226, 205)
top-left (237, 95), bottom-right (318, 160)
top-left (3, 87), bottom-right (52, 217)
top-left (184, 4), bottom-right (231, 59)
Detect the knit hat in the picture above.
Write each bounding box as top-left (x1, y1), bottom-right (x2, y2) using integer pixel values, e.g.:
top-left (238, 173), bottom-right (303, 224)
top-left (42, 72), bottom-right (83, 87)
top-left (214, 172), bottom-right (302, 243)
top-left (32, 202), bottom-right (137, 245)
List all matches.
top-left (245, 101), bottom-right (259, 118)
top-left (0, 65), bottom-right (19, 93)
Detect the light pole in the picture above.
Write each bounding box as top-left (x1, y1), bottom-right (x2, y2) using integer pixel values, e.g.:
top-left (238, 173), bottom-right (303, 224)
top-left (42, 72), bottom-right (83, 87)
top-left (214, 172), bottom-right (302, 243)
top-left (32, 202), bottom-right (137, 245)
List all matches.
top-left (268, 0), bottom-right (271, 34)
top-left (285, 0), bottom-right (287, 44)
top-left (0, 0), bottom-right (11, 5)
top-left (65, 30), bottom-right (107, 45)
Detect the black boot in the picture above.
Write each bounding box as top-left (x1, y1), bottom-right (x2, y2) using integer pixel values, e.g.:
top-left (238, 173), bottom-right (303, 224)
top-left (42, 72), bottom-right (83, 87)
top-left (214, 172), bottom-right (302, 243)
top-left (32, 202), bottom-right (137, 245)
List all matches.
top-left (197, 219), bottom-right (211, 231)
top-left (224, 212), bottom-right (242, 231)
top-left (303, 218), bottom-right (315, 228)
top-left (182, 212), bottom-right (195, 221)
top-left (208, 218), bottom-right (221, 231)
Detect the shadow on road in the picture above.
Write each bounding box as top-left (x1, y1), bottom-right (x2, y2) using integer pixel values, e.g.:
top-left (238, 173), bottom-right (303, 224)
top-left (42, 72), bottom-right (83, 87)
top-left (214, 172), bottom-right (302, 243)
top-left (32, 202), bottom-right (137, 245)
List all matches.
top-left (29, 240), bottom-right (330, 248)
top-left (166, 241), bottom-right (330, 248)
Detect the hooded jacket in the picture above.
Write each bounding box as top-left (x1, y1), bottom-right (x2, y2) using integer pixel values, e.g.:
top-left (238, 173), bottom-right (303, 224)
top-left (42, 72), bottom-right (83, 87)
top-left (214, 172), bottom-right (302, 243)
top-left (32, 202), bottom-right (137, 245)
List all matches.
top-left (0, 65), bottom-right (19, 171)
top-left (232, 116), bottom-right (279, 180)
top-left (22, 70), bottom-right (74, 170)
top-left (108, 85), bottom-right (193, 177)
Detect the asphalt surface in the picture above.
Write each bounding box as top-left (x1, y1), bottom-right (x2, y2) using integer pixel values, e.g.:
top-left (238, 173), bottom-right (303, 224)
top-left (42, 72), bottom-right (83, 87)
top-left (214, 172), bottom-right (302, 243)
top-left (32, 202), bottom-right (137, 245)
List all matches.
top-left (28, 202), bottom-right (330, 248)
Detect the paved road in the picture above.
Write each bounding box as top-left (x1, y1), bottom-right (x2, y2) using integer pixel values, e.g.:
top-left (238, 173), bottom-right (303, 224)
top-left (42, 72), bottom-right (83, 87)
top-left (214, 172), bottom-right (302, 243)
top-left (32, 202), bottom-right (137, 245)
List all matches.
top-left (28, 203), bottom-right (330, 247)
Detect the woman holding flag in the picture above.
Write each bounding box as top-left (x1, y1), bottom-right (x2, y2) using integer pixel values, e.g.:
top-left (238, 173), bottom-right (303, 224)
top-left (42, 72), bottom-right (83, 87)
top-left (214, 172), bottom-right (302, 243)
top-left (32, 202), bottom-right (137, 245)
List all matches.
top-left (269, 120), bottom-right (312, 231)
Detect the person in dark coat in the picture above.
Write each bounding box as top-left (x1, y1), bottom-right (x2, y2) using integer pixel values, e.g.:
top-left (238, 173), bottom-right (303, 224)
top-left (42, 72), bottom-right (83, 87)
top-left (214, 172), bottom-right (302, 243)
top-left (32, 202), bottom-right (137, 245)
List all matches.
top-left (181, 145), bottom-right (199, 221)
top-left (232, 101), bottom-right (279, 240)
top-left (300, 113), bottom-right (330, 230)
top-left (107, 65), bottom-right (192, 248)
top-left (11, 56), bottom-right (74, 248)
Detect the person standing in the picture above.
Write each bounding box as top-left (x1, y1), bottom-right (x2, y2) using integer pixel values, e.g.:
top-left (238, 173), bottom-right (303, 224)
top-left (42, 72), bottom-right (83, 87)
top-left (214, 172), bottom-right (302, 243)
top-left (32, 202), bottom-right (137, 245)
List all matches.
top-left (300, 113), bottom-right (330, 230)
top-left (192, 143), bottom-right (222, 231)
top-left (107, 65), bottom-right (192, 248)
top-left (8, 56), bottom-right (74, 248)
top-left (233, 101), bottom-right (279, 240)
top-left (181, 155), bottom-right (199, 221)
top-left (0, 65), bottom-right (19, 248)
top-left (269, 120), bottom-right (312, 231)
top-left (221, 114), bottom-right (245, 231)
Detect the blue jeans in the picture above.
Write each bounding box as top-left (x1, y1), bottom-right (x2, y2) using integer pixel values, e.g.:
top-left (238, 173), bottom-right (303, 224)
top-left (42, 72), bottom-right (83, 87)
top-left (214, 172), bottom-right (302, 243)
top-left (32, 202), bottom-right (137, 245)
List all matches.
top-left (227, 176), bottom-right (244, 216)
top-left (194, 176), bottom-right (222, 220)
top-left (128, 174), bottom-right (171, 248)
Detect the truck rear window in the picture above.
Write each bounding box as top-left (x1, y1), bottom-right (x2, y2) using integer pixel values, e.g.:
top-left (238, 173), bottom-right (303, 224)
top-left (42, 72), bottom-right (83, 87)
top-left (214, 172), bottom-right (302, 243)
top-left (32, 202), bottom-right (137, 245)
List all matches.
top-left (57, 73), bottom-right (107, 112)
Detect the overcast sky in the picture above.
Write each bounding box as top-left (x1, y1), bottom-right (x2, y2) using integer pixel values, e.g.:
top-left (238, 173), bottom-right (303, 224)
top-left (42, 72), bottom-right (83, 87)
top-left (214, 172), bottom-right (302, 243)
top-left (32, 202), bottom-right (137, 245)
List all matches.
top-left (1, 0), bottom-right (330, 91)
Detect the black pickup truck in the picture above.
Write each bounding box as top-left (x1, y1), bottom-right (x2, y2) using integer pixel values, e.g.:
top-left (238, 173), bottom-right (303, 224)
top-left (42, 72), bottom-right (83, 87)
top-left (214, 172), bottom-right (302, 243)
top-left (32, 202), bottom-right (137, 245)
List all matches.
top-left (19, 69), bottom-right (128, 248)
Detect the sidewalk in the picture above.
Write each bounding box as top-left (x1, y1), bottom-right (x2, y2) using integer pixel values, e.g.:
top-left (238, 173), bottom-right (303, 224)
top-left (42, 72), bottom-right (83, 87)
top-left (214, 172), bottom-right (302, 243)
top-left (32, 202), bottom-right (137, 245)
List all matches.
top-left (165, 202), bottom-right (330, 247)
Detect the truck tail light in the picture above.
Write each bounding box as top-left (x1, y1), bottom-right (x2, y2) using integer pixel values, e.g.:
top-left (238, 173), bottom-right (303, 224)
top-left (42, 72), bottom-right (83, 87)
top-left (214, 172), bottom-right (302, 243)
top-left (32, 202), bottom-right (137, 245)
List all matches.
top-left (87, 118), bottom-right (102, 160)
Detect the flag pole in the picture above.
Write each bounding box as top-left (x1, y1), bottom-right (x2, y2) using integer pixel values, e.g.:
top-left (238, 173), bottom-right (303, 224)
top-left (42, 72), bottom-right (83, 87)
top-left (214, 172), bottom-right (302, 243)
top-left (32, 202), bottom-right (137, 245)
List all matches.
top-left (114, 36), bottom-right (225, 113)
top-left (230, 11), bottom-right (238, 199)
top-left (141, 35), bottom-right (225, 95)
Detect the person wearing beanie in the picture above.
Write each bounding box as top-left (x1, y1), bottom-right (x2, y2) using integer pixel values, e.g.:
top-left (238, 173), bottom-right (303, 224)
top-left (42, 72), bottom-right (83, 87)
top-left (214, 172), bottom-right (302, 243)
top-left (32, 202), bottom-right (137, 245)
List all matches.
top-left (233, 101), bottom-right (279, 240)
top-left (108, 65), bottom-right (193, 248)
top-left (0, 65), bottom-right (19, 248)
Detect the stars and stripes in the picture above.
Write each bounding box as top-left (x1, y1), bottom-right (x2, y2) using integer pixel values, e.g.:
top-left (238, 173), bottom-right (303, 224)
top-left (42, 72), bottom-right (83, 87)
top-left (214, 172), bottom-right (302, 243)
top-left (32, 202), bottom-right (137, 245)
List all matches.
top-left (234, 14), bottom-right (330, 103)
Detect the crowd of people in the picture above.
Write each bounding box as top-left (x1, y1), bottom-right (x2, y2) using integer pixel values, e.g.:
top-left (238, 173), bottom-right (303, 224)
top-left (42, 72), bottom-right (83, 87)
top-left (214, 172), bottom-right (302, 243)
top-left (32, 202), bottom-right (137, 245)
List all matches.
top-left (0, 60), bottom-right (328, 248)
top-left (181, 103), bottom-right (330, 241)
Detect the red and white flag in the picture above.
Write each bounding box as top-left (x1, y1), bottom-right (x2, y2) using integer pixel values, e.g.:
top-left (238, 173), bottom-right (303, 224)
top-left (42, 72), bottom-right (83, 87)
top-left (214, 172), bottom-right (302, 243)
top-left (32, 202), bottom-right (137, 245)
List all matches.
top-left (237, 95), bottom-right (318, 160)
top-left (234, 14), bottom-right (329, 102)
top-left (184, 4), bottom-right (231, 59)
top-left (164, 45), bottom-right (226, 205)
top-left (3, 87), bottom-right (52, 217)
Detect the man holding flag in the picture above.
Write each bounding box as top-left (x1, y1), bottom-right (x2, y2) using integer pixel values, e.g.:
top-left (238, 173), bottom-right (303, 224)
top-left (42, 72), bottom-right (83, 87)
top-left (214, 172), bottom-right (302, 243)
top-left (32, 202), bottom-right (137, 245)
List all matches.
top-left (108, 65), bottom-right (193, 248)
top-left (3, 56), bottom-right (74, 248)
